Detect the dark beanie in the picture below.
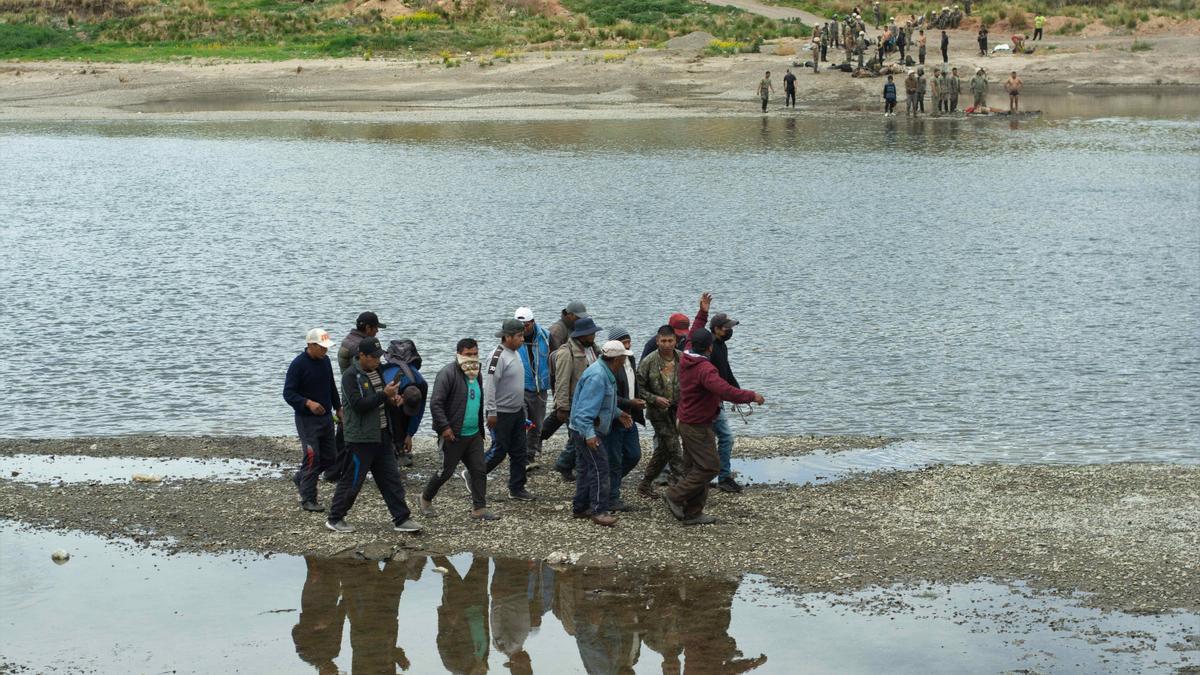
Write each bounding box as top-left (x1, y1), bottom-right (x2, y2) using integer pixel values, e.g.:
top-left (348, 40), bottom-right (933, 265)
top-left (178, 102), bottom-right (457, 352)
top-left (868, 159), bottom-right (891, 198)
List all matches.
top-left (690, 328), bottom-right (714, 352)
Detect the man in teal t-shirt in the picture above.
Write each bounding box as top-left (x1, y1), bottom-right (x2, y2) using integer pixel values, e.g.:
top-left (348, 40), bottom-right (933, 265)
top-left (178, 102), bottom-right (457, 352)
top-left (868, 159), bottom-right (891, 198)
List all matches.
top-left (421, 339), bottom-right (498, 520)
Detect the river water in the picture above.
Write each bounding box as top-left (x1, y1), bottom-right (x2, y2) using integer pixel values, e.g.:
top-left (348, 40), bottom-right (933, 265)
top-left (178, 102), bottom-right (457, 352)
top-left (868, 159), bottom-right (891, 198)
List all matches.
top-left (1, 103), bottom-right (1198, 464)
top-left (2, 522), bottom-right (1196, 674)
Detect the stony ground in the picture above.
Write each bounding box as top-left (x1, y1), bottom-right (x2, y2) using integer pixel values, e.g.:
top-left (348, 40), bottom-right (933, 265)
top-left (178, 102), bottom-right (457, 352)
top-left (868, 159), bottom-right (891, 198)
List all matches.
top-left (1, 435), bottom-right (1196, 615)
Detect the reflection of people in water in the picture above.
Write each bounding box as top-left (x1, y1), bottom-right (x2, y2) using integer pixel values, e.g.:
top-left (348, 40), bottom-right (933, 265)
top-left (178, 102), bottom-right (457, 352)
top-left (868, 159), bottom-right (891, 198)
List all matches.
top-left (678, 575), bottom-right (767, 674)
top-left (292, 556), bottom-right (347, 675)
top-left (555, 567), bottom-right (643, 675)
top-left (340, 556), bottom-right (423, 674)
top-left (435, 555), bottom-right (491, 675)
top-left (490, 558), bottom-right (534, 675)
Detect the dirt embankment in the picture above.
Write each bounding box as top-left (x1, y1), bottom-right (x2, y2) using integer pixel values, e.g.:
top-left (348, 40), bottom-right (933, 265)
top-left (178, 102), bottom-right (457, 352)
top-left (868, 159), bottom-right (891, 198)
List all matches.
top-left (0, 31), bottom-right (1196, 122)
top-left (1, 435), bottom-right (1196, 615)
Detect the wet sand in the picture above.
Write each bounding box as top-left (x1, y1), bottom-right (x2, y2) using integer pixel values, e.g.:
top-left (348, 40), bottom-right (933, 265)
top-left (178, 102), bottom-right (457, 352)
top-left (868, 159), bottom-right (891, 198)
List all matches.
top-left (1, 435), bottom-right (1196, 616)
top-left (1, 32), bottom-right (1198, 122)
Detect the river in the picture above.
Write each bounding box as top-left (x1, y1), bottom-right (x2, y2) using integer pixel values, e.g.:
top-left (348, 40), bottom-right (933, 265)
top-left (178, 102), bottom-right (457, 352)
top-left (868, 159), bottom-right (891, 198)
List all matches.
top-left (1, 103), bottom-right (1197, 463)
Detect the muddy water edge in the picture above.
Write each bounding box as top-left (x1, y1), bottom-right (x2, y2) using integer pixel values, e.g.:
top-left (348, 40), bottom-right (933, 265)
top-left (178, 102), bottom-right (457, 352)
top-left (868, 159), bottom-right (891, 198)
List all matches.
top-left (1, 438), bottom-right (1196, 619)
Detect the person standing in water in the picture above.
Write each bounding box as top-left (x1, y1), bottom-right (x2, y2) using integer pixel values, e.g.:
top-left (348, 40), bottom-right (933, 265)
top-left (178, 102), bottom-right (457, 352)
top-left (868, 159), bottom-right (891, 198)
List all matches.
top-left (783, 68), bottom-right (797, 108)
top-left (757, 71), bottom-right (774, 112)
top-left (883, 75), bottom-right (897, 115)
top-left (1004, 70), bottom-right (1023, 113)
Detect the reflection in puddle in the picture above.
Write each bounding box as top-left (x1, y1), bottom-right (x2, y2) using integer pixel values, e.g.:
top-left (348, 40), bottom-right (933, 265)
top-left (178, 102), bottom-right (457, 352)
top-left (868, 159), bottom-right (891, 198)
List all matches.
top-left (0, 453), bottom-right (284, 484)
top-left (732, 442), bottom-right (941, 486)
top-left (0, 522), bottom-right (1196, 673)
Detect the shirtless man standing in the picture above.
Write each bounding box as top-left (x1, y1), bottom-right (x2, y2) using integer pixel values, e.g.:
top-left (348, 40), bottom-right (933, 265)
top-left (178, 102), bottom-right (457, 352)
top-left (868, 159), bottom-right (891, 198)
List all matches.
top-left (1004, 70), bottom-right (1023, 113)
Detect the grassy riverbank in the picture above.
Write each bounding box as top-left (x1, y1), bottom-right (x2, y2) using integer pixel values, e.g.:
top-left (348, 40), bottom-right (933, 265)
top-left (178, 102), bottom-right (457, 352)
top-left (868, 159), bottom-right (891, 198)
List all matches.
top-left (0, 0), bottom-right (809, 61)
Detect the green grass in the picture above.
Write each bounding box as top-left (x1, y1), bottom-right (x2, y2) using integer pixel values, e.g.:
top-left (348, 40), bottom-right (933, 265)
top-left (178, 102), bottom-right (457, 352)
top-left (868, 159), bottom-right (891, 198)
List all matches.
top-left (0, 0), bottom-right (810, 61)
top-left (1131, 38), bottom-right (1153, 49)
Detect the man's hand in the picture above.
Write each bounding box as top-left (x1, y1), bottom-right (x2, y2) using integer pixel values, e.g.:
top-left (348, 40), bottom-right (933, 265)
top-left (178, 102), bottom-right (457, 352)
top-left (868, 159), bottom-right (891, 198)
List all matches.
top-left (336, 407), bottom-right (344, 424)
top-left (630, 398), bottom-right (646, 410)
top-left (556, 408), bottom-right (568, 422)
top-left (441, 428), bottom-right (456, 442)
top-left (619, 412), bottom-right (633, 428)
top-left (653, 396), bottom-right (670, 409)
top-left (305, 400), bottom-right (326, 416)
top-left (753, 393), bottom-right (765, 405)
top-left (384, 381), bottom-right (399, 397)
top-left (700, 292), bottom-right (713, 313)
top-left (586, 436), bottom-right (600, 449)
top-left (487, 415), bottom-right (497, 430)
top-left (403, 436), bottom-right (413, 453)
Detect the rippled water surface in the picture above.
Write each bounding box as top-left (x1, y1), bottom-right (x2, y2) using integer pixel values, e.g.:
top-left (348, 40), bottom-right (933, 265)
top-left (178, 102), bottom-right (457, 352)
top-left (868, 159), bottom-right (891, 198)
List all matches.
top-left (1, 111), bottom-right (1197, 463)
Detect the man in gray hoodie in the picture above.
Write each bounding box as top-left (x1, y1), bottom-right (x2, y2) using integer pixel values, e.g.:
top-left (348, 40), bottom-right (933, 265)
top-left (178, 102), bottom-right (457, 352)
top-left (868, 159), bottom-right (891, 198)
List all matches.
top-left (484, 319), bottom-right (536, 501)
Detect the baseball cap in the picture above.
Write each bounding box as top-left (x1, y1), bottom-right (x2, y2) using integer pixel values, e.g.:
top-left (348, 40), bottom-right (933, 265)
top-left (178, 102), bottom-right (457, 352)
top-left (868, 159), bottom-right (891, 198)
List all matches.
top-left (690, 328), bottom-right (714, 352)
top-left (564, 300), bottom-right (588, 316)
top-left (495, 318), bottom-right (525, 338)
top-left (357, 336), bottom-right (384, 358)
top-left (305, 328), bottom-right (335, 349)
top-left (514, 307), bottom-right (535, 322)
top-left (668, 313), bottom-right (690, 336)
top-left (601, 340), bottom-right (633, 358)
top-left (401, 385), bottom-right (423, 416)
top-left (356, 311), bottom-right (386, 329)
top-left (710, 313), bottom-right (740, 330)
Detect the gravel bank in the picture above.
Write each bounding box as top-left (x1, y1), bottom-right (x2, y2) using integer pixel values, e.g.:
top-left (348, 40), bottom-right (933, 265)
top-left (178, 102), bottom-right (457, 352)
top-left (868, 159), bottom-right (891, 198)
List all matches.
top-left (1, 436), bottom-right (1195, 615)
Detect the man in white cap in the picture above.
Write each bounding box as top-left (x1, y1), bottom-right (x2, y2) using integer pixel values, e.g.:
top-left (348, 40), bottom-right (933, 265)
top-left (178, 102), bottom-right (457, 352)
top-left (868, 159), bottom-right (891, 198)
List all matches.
top-left (568, 340), bottom-right (633, 527)
top-left (283, 328), bottom-right (342, 512)
top-left (514, 306), bottom-right (551, 468)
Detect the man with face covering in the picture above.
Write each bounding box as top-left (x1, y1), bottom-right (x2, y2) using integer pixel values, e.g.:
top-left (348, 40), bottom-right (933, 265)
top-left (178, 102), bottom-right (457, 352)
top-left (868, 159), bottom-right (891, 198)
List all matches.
top-left (421, 338), bottom-right (497, 521)
top-left (551, 316), bottom-right (601, 482)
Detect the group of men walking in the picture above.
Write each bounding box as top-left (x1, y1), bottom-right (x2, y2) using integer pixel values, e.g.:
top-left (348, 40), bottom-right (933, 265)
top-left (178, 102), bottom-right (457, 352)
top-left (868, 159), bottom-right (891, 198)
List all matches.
top-left (282, 295), bottom-right (765, 533)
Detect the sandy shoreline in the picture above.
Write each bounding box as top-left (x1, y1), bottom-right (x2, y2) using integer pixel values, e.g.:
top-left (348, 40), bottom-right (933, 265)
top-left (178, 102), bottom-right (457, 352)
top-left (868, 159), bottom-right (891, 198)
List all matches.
top-left (1, 435), bottom-right (1196, 616)
top-left (2, 31), bottom-right (1198, 123)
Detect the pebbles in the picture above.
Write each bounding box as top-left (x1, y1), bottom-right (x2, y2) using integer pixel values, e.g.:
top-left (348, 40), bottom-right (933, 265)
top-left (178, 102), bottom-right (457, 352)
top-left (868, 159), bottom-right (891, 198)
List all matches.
top-left (1, 435), bottom-right (1196, 615)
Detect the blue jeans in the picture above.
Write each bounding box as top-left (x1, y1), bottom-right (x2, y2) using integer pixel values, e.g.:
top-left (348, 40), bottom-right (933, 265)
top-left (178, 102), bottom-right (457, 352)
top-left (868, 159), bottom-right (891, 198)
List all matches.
top-left (714, 408), bottom-right (734, 481)
top-left (571, 430), bottom-right (610, 515)
top-left (605, 423), bottom-right (641, 502)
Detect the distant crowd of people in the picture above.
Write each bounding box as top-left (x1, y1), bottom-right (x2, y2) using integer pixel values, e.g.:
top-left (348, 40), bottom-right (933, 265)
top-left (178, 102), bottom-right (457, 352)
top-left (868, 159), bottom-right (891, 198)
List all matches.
top-left (755, 2), bottom-right (1031, 117)
top-left (283, 294), bottom-right (764, 533)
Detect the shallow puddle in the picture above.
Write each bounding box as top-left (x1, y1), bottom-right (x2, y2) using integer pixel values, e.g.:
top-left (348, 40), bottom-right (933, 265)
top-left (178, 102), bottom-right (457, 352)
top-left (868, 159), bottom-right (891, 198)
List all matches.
top-left (1, 521), bottom-right (1195, 673)
top-left (0, 453), bottom-right (284, 484)
top-left (732, 441), bottom-right (941, 486)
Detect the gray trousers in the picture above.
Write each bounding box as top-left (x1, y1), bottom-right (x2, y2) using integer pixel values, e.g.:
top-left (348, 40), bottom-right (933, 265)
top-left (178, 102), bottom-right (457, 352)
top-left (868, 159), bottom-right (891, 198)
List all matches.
top-left (524, 389), bottom-right (546, 458)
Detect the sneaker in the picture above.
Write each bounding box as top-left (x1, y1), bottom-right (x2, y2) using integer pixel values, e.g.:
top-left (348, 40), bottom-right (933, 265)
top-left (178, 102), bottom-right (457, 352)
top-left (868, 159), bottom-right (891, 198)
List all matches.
top-left (681, 513), bottom-right (718, 526)
top-left (393, 519), bottom-right (423, 533)
top-left (399, 453), bottom-right (414, 468)
top-left (300, 500), bottom-right (325, 512)
top-left (637, 482), bottom-right (659, 500)
top-left (418, 497), bottom-right (435, 518)
top-left (509, 490), bottom-right (536, 502)
top-left (571, 509), bottom-right (593, 519)
top-left (590, 513), bottom-right (618, 527)
top-left (555, 464), bottom-right (575, 483)
top-left (525, 460), bottom-right (542, 472)
top-left (470, 510), bottom-right (501, 521)
top-left (610, 498), bottom-right (634, 512)
top-left (716, 477), bottom-right (743, 494)
top-left (325, 519), bottom-right (354, 533)
top-left (661, 493), bottom-right (685, 520)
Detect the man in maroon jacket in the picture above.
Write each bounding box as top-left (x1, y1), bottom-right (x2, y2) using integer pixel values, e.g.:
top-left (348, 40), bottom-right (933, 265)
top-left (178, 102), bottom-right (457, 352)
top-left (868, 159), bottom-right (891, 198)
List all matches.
top-left (662, 327), bottom-right (764, 525)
